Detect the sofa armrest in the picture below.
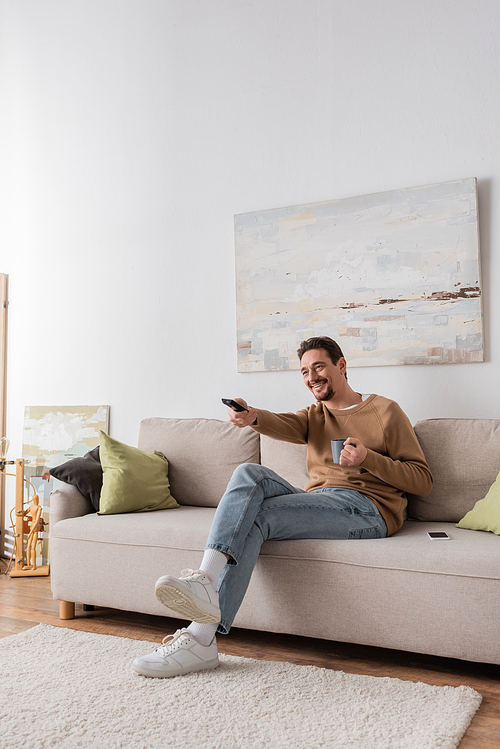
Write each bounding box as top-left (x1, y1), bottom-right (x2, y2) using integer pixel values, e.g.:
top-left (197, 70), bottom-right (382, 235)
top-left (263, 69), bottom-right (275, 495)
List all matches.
top-left (50, 484), bottom-right (94, 528)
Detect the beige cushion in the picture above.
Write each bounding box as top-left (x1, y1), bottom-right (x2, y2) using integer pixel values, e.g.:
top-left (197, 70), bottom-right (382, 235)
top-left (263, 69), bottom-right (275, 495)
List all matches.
top-left (236, 519), bottom-right (500, 663)
top-left (138, 418), bottom-right (260, 507)
top-left (260, 435), bottom-right (309, 489)
top-left (408, 418), bottom-right (500, 522)
top-left (50, 506), bottom-right (217, 615)
top-left (51, 504), bottom-right (214, 549)
top-left (50, 509), bottom-right (500, 664)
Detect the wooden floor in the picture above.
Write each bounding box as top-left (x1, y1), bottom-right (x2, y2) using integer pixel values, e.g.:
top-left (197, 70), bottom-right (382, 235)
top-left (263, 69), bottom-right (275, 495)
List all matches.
top-left (1, 567), bottom-right (499, 748)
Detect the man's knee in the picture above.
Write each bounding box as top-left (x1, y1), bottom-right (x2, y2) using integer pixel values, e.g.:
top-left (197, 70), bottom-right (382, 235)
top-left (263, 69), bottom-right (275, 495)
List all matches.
top-left (231, 462), bottom-right (264, 482)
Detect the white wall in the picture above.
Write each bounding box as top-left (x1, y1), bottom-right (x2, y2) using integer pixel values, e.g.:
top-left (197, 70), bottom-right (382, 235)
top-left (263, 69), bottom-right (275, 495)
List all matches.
top-left (0, 0), bottom-right (499, 511)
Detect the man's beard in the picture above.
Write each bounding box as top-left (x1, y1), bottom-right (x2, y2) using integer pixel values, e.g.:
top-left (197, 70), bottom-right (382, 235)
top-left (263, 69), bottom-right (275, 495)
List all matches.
top-left (315, 384), bottom-right (334, 401)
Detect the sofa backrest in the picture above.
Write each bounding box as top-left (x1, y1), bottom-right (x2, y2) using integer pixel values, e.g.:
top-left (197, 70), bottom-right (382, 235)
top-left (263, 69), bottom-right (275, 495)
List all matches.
top-left (407, 418), bottom-right (500, 522)
top-left (260, 435), bottom-right (309, 489)
top-left (139, 415), bottom-right (500, 520)
top-left (138, 417), bottom-right (260, 507)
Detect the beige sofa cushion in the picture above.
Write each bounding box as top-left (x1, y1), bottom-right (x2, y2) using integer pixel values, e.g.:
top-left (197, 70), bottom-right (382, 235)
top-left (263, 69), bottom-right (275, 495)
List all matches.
top-left (138, 418), bottom-right (260, 507)
top-left (260, 435), bottom-right (309, 489)
top-left (50, 506), bottom-right (217, 614)
top-left (237, 519), bottom-right (500, 663)
top-left (408, 418), bottom-right (500, 522)
top-left (51, 509), bottom-right (500, 664)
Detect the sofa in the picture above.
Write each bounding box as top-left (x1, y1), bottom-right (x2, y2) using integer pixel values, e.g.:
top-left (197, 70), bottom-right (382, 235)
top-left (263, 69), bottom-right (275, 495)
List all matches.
top-left (50, 416), bottom-right (500, 665)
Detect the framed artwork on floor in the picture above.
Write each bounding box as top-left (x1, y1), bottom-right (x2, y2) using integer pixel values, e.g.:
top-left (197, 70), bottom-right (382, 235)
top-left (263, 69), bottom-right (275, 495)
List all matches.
top-left (22, 405), bottom-right (109, 565)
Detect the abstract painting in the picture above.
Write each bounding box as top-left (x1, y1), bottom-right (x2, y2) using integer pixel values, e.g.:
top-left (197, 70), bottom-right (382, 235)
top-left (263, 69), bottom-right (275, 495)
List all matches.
top-left (22, 405), bottom-right (109, 565)
top-left (235, 178), bottom-right (483, 371)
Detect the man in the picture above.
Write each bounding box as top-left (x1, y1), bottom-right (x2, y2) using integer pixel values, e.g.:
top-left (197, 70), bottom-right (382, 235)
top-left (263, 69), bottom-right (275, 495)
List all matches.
top-left (133, 336), bottom-right (433, 678)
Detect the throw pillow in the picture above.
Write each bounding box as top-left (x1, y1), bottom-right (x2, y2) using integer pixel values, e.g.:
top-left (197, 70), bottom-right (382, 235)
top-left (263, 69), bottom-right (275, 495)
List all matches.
top-left (456, 468), bottom-right (500, 534)
top-left (98, 430), bottom-right (178, 515)
top-left (49, 447), bottom-right (102, 511)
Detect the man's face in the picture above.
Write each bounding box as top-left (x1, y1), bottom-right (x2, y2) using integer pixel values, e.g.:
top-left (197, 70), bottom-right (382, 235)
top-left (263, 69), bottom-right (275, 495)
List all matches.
top-left (300, 348), bottom-right (347, 402)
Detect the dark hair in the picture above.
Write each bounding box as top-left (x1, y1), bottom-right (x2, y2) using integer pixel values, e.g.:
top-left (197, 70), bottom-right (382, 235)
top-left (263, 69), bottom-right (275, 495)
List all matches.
top-left (297, 337), bottom-right (347, 378)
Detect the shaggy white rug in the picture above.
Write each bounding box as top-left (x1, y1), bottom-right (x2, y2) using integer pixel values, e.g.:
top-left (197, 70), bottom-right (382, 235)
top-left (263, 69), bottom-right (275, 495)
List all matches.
top-left (1, 624), bottom-right (481, 749)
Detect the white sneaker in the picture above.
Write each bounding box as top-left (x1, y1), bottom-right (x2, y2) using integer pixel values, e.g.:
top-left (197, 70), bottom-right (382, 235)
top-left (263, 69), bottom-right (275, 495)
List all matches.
top-left (155, 568), bottom-right (221, 624)
top-left (133, 628), bottom-right (219, 678)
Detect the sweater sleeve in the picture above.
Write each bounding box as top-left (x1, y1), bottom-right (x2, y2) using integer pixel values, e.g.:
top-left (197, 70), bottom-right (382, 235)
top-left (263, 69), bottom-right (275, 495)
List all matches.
top-left (361, 402), bottom-right (433, 497)
top-left (250, 408), bottom-right (309, 445)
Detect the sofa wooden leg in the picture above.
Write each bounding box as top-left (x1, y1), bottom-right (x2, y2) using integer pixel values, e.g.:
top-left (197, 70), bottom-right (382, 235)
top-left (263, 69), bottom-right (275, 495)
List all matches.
top-left (59, 600), bottom-right (75, 620)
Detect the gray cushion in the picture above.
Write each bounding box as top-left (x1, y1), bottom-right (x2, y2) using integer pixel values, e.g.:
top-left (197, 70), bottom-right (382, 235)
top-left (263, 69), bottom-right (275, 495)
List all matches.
top-left (137, 418), bottom-right (260, 507)
top-left (408, 418), bottom-right (500, 521)
top-left (49, 447), bottom-right (102, 511)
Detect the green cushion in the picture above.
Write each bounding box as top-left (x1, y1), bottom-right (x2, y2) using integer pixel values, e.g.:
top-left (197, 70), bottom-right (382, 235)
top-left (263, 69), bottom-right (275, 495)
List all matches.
top-left (456, 469), bottom-right (500, 534)
top-left (98, 431), bottom-right (179, 515)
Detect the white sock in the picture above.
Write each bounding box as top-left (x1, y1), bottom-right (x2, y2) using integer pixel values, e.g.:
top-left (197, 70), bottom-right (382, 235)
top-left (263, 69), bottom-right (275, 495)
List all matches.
top-left (199, 548), bottom-right (227, 588)
top-left (187, 622), bottom-right (218, 646)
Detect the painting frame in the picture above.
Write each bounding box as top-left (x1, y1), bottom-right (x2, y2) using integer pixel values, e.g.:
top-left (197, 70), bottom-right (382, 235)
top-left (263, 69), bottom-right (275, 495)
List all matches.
top-left (22, 405), bottom-right (110, 565)
top-left (235, 178), bottom-right (483, 372)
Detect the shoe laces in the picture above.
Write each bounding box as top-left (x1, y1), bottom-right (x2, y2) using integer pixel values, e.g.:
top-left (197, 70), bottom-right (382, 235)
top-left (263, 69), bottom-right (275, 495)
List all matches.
top-left (154, 629), bottom-right (191, 657)
top-left (180, 568), bottom-right (205, 581)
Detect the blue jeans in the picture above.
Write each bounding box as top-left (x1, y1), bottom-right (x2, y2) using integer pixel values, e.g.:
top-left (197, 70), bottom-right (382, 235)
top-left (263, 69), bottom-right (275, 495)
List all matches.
top-left (205, 463), bottom-right (387, 634)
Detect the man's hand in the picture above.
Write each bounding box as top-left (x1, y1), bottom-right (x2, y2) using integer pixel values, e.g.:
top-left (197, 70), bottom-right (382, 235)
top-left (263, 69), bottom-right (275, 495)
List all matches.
top-left (340, 437), bottom-right (367, 467)
top-left (227, 398), bottom-right (258, 428)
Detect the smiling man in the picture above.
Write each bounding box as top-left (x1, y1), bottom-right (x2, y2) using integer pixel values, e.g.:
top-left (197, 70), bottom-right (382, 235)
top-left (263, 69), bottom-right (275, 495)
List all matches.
top-left (133, 336), bottom-right (433, 679)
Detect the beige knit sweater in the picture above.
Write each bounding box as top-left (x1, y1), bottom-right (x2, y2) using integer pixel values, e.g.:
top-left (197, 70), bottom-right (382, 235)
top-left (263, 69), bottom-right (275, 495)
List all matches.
top-left (251, 394), bottom-right (433, 536)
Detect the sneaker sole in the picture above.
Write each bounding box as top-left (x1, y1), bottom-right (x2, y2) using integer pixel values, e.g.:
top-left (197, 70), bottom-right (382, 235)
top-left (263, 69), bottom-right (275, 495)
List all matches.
top-left (133, 656), bottom-right (219, 678)
top-left (155, 580), bottom-right (221, 624)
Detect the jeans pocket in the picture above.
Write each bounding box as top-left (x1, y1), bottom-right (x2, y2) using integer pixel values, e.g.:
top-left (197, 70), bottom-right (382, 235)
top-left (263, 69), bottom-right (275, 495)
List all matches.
top-left (348, 526), bottom-right (382, 540)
